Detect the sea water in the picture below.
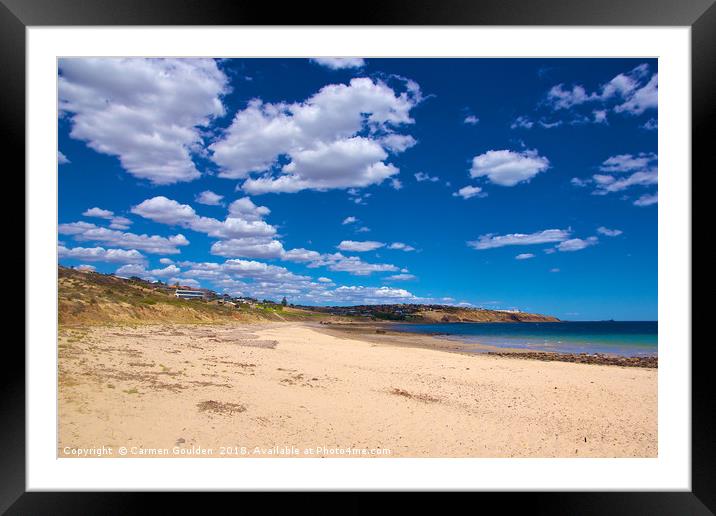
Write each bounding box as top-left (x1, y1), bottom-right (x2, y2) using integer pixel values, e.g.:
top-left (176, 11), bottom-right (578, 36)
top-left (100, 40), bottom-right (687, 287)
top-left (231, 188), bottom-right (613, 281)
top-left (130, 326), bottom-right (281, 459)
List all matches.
top-left (390, 321), bottom-right (658, 357)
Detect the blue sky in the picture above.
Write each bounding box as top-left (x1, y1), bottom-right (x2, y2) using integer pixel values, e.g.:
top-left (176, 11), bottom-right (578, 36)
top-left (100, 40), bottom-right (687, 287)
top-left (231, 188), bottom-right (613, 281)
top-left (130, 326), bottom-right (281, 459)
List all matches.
top-left (57, 58), bottom-right (658, 320)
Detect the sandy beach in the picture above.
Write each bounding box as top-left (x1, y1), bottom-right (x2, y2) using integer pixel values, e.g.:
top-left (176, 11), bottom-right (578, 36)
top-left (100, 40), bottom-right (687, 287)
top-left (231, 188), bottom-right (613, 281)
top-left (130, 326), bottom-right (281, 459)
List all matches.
top-left (59, 322), bottom-right (657, 458)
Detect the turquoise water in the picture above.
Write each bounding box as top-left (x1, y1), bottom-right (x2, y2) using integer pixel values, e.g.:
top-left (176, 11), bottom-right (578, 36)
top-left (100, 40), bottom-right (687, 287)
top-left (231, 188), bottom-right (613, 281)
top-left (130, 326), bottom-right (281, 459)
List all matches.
top-left (390, 321), bottom-right (658, 357)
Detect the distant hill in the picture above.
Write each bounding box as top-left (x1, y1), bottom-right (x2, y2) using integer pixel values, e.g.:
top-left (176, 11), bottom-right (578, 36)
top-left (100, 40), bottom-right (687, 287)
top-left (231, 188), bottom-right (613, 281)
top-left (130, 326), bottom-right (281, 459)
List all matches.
top-left (297, 304), bottom-right (560, 323)
top-left (57, 266), bottom-right (326, 326)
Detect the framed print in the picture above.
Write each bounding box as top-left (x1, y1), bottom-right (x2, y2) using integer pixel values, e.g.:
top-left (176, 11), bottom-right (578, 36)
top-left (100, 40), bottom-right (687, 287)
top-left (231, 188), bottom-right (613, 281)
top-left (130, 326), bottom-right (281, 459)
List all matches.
top-left (5, 0), bottom-right (712, 512)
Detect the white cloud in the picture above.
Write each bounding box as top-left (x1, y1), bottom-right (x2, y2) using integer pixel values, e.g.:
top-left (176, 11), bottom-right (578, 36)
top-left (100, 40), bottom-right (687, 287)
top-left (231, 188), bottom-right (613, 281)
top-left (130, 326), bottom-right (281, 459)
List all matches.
top-left (82, 207), bottom-right (133, 230)
top-left (550, 268), bottom-right (560, 273)
top-left (281, 248), bottom-right (323, 263)
top-left (544, 64), bottom-right (657, 121)
top-left (317, 277), bottom-right (333, 283)
top-left (515, 253), bottom-right (535, 260)
top-left (575, 153), bottom-right (658, 202)
top-left (58, 244), bottom-right (146, 264)
top-left (390, 178), bottom-right (403, 190)
top-left (381, 134), bottom-right (417, 153)
top-left (453, 185), bottom-right (486, 199)
top-left (83, 207), bottom-right (113, 219)
top-left (159, 258), bottom-right (174, 265)
top-left (323, 255), bottom-right (399, 276)
top-left (210, 238), bottom-right (285, 259)
top-left (210, 77), bottom-right (421, 194)
top-left (593, 110), bottom-right (608, 124)
top-left (468, 229), bottom-right (570, 250)
top-left (131, 196), bottom-right (276, 239)
top-left (333, 285), bottom-right (414, 302)
top-left (58, 222), bottom-right (189, 254)
top-left (108, 216), bottom-right (132, 230)
top-left (464, 115), bottom-right (480, 125)
top-left (59, 58), bottom-right (228, 184)
top-left (311, 58), bottom-right (366, 70)
top-left (615, 74), bottom-right (658, 115)
top-left (337, 240), bottom-right (385, 252)
top-left (556, 236), bottom-right (598, 252)
top-left (195, 190), bottom-right (224, 206)
top-left (58, 151), bottom-right (70, 164)
top-left (469, 149), bottom-right (550, 187)
top-left (597, 226), bottom-right (623, 237)
top-left (634, 193), bottom-right (658, 207)
top-left (510, 116), bottom-right (534, 129)
top-left (75, 264), bottom-right (95, 272)
top-left (342, 216), bottom-right (357, 225)
top-left (356, 227), bottom-right (371, 233)
top-left (386, 273), bottom-right (417, 281)
top-left (547, 84), bottom-right (595, 110)
top-left (600, 152), bottom-right (656, 173)
top-left (414, 172), bottom-right (439, 182)
top-left (227, 197), bottom-right (271, 221)
top-left (241, 137), bottom-right (398, 194)
top-left (642, 118), bottom-right (658, 130)
top-left (389, 242), bottom-right (415, 252)
top-left (116, 263), bottom-right (181, 279)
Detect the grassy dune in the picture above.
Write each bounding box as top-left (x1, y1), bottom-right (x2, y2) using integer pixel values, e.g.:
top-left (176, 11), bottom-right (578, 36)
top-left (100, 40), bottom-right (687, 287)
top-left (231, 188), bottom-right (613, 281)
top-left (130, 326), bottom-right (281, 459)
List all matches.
top-left (58, 266), bottom-right (325, 326)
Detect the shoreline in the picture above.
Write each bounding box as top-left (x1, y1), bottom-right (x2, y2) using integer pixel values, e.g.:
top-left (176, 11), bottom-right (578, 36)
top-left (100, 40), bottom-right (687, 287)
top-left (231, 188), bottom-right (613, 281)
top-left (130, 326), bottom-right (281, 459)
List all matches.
top-left (312, 321), bottom-right (658, 368)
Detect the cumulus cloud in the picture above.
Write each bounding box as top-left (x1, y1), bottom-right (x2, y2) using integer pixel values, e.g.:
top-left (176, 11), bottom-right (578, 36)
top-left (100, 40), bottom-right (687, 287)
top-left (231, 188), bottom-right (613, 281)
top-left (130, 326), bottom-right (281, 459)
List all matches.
top-left (210, 77), bottom-right (422, 194)
top-left (58, 221), bottom-right (189, 254)
top-left (337, 240), bottom-right (385, 252)
top-left (195, 190), bottom-right (224, 206)
top-left (515, 253), bottom-right (535, 260)
top-left (58, 244), bottom-right (146, 264)
top-left (453, 185), bottom-right (486, 199)
top-left (58, 151), bottom-right (70, 164)
top-left (469, 149), bottom-right (550, 187)
top-left (597, 226), bottom-right (623, 236)
top-left (59, 58), bottom-right (229, 184)
top-left (131, 196), bottom-right (275, 239)
top-left (556, 236), bottom-right (598, 252)
top-left (468, 229), bottom-right (570, 250)
top-left (82, 206), bottom-right (133, 230)
top-left (311, 58), bottom-right (366, 70)
top-left (342, 216), bottom-right (357, 225)
top-left (76, 264), bottom-right (95, 271)
top-left (211, 238), bottom-right (285, 259)
top-left (464, 115), bottom-right (480, 125)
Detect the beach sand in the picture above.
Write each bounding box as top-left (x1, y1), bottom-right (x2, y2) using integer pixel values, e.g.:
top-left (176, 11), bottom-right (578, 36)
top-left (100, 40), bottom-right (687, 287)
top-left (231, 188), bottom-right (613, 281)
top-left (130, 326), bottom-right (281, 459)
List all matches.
top-left (58, 322), bottom-right (657, 458)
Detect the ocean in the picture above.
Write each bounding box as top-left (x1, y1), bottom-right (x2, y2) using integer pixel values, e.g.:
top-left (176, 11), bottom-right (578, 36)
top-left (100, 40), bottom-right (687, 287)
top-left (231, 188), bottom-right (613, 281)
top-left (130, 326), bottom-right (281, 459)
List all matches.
top-left (389, 321), bottom-right (658, 357)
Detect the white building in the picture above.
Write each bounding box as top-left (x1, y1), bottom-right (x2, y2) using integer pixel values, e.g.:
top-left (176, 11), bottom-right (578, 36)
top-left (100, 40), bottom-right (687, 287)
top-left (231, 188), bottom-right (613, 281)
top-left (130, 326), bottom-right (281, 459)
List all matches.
top-left (175, 290), bottom-right (204, 300)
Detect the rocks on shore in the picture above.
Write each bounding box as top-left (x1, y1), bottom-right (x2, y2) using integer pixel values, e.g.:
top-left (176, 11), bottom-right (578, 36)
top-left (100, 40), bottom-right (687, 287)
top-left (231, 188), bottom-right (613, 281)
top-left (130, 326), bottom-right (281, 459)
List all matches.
top-left (487, 351), bottom-right (657, 368)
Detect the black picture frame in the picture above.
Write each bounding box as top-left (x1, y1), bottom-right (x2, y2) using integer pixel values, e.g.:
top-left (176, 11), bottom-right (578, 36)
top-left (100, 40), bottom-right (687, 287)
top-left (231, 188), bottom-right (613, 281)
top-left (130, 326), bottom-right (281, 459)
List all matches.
top-left (5, 0), bottom-right (710, 512)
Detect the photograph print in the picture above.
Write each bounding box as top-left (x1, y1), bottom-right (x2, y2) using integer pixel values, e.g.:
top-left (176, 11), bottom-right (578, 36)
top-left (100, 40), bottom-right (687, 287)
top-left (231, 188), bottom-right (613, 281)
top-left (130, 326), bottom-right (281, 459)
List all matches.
top-left (57, 57), bottom-right (658, 458)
